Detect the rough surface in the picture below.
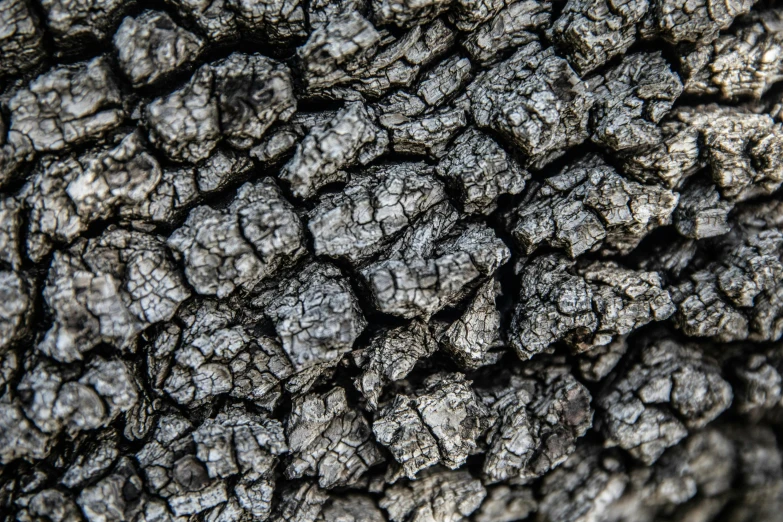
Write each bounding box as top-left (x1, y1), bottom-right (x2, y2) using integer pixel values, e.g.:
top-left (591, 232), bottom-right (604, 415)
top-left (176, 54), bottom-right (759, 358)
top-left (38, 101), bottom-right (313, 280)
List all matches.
top-left (588, 52), bottom-right (683, 152)
top-left (374, 372), bottom-right (492, 478)
top-left (680, 8), bottom-right (783, 100)
top-left (38, 0), bottom-right (135, 52)
top-left (536, 443), bottom-right (628, 522)
top-left (353, 320), bottom-right (437, 408)
top-left (467, 42), bottom-right (593, 168)
top-left (597, 333), bottom-right (732, 464)
top-left (280, 102), bottom-right (387, 199)
top-left (145, 53), bottom-right (296, 162)
top-left (549, 0), bottom-right (648, 75)
top-left (507, 154), bottom-right (679, 257)
top-left (309, 162), bottom-right (446, 264)
top-left (435, 128), bottom-right (528, 214)
top-left (285, 387), bottom-right (383, 488)
top-left (256, 262), bottom-right (367, 374)
top-left (510, 254), bottom-right (675, 359)
top-left (439, 280), bottom-right (504, 369)
top-left (0, 0), bottom-right (46, 78)
top-left (8, 57), bottom-right (124, 153)
top-left (380, 469), bottom-right (487, 522)
top-left (113, 10), bottom-right (204, 88)
top-left (168, 177), bottom-right (304, 297)
top-left (463, 0), bottom-right (551, 65)
top-left (5, 2), bottom-right (783, 521)
top-left (155, 298), bottom-right (293, 410)
top-left (360, 206), bottom-right (510, 318)
top-left (672, 224), bottom-right (783, 342)
top-left (23, 131), bottom-right (162, 262)
top-left (478, 357), bottom-right (593, 484)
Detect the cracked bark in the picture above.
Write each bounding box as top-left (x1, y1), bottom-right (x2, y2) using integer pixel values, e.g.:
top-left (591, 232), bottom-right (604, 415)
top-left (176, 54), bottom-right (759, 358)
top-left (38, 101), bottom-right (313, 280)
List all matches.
top-left (3, 1), bottom-right (783, 521)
